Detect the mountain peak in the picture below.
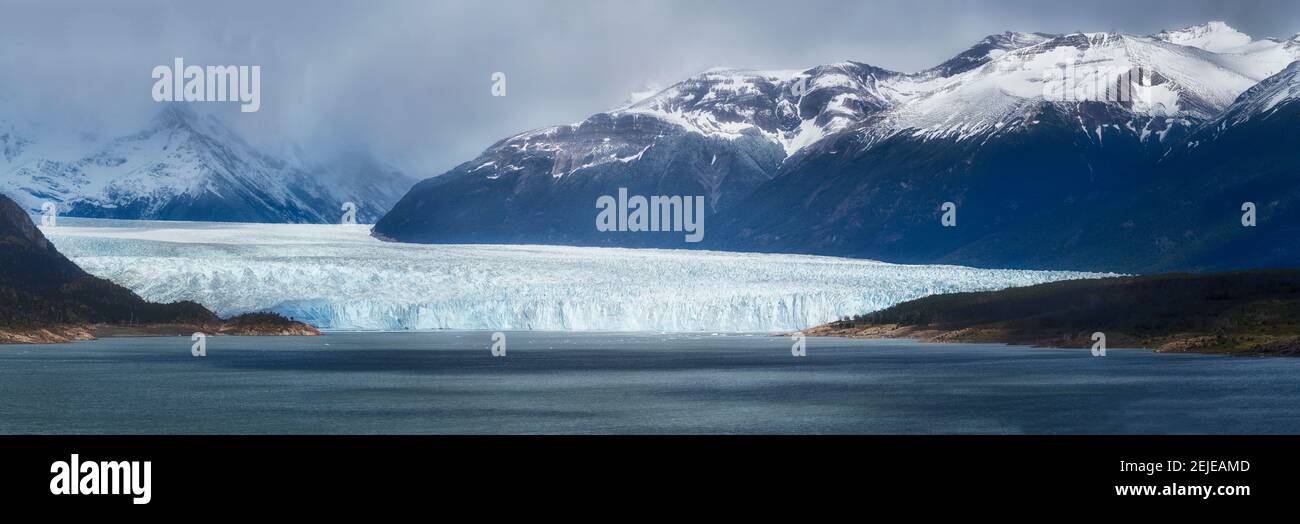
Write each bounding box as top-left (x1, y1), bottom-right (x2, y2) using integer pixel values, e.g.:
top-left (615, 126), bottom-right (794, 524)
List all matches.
top-left (923, 31), bottom-right (1055, 77)
top-left (151, 103), bottom-right (200, 126)
top-left (989, 31), bottom-right (1056, 46)
top-left (1153, 21), bottom-right (1253, 52)
top-left (0, 192), bottom-right (55, 253)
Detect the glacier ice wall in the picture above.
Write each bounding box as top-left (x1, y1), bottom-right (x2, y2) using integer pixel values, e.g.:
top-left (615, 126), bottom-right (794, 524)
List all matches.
top-left (43, 220), bottom-right (1111, 332)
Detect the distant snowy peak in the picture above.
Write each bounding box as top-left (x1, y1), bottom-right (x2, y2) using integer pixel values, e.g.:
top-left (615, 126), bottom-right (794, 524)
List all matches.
top-left (1152, 22), bottom-right (1300, 80)
top-left (615, 62), bottom-right (903, 154)
top-left (1153, 21), bottom-right (1254, 52)
top-left (617, 68), bottom-right (806, 139)
top-left (620, 24), bottom-right (1288, 151)
top-left (1, 103), bottom-right (413, 223)
top-left (481, 60), bottom-right (908, 178)
top-left (854, 30), bottom-right (1263, 145)
top-left (467, 21), bottom-right (1296, 175)
top-left (607, 48), bottom-right (1081, 156)
top-left (57, 104), bottom-right (333, 222)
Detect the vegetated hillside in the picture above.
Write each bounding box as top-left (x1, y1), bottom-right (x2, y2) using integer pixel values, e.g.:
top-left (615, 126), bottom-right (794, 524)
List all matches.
top-left (810, 270), bottom-right (1300, 355)
top-left (0, 193), bottom-right (317, 343)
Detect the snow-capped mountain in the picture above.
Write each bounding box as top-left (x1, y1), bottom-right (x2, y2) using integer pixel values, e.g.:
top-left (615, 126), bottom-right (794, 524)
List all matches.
top-left (869, 31), bottom-right (1272, 139)
top-left (375, 21), bottom-right (1300, 271)
top-left (372, 109), bottom-right (784, 245)
top-left (1154, 20), bottom-right (1254, 52)
top-left (1202, 60), bottom-right (1300, 129)
top-left (1153, 21), bottom-right (1300, 81)
top-left (1014, 61), bottom-right (1300, 272)
top-left (615, 61), bottom-right (908, 156)
top-left (0, 104), bottom-right (415, 223)
top-left (921, 31), bottom-right (1056, 78)
top-left (711, 24), bottom-right (1300, 271)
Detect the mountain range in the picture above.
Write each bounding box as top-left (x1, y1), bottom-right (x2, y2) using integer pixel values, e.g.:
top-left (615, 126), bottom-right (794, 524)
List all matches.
top-left (0, 104), bottom-right (415, 224)
top-left (373, 21), bottom-right (1300, 273)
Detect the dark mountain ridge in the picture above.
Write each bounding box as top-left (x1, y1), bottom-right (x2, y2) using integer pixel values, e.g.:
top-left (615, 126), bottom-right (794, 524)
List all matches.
top-left (0, 193), bottom-right (317, 343)
top-left (371, 22), bottom-right (1300, 273)
top-left (808, 269), bottom-right (1300, 356)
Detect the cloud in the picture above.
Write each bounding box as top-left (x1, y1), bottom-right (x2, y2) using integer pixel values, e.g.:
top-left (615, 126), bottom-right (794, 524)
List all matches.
top-left (1, 0), bottom-right (1296, 177)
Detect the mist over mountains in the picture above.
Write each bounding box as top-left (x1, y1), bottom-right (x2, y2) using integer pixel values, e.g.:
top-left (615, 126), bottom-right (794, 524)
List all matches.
top-left (4, 18), bottom-right (1298, 274)
top-left (1, 104), bottom-right (415, 223)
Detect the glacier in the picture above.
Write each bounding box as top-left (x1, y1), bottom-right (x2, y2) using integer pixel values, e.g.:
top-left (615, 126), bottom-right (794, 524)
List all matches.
top-left (42, 219), bottom-right (1111, 332)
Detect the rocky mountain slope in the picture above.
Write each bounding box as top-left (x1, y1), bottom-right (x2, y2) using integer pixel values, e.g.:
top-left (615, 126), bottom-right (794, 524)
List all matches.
top-left (374, 21), bottom-right (1300, 272)
top-left (0, 193), bottom-right (317, 343)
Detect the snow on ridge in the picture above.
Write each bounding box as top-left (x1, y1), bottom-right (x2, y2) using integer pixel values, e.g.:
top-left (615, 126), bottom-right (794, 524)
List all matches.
top-left (852, 30), bottom-right (1282, 143)
top-left (1151, 21), bottom-right (1300, 81)
top-left (469, 22), bottom-right (1299, 176)
top-left (1211, 60), bottom-right (1300, 128)
top-left (43, 220), bottom-right (1110, 332)
top-left (1153, 21), bottom-right (1254, 53)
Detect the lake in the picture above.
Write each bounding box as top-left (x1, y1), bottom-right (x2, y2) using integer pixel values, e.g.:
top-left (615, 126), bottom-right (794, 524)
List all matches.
top-left (3, 332), bottom-right (1299, 434)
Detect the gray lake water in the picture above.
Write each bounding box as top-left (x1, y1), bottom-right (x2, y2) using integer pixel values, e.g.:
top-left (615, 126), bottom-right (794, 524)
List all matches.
top-left (3, 332), bottom-right (1300, 434)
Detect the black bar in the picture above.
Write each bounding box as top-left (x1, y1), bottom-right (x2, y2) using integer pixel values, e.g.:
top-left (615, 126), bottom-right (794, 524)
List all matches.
top-left (0, 435), bottom-right (1289, 511)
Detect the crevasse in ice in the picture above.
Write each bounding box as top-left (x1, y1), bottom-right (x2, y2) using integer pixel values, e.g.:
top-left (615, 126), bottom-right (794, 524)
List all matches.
top-left (43, 220), bottom-right (1111, 332)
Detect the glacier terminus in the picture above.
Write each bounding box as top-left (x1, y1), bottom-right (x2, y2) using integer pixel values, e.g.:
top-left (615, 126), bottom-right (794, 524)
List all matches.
top-left (42, 219), bottom-right (1109, 332)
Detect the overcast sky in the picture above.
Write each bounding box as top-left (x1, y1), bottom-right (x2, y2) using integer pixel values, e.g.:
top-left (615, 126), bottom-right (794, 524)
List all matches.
top-left (2, 0), bottom-right (1298, 176)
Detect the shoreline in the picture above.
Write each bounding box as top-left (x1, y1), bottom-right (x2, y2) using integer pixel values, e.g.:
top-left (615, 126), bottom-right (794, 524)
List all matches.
top-left (10, 323), bottom-right (1295, 357)
top-left (1, 320), bottom-right (320, 345)
top-left (802, 270), bottom-right (1300, 358)
top-left (798, 323), bottom-right (1300, 357)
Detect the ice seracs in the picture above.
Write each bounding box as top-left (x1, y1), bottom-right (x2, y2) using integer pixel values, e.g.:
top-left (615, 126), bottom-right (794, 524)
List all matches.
top-left (43, 220), bottom-right (1110, 332)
